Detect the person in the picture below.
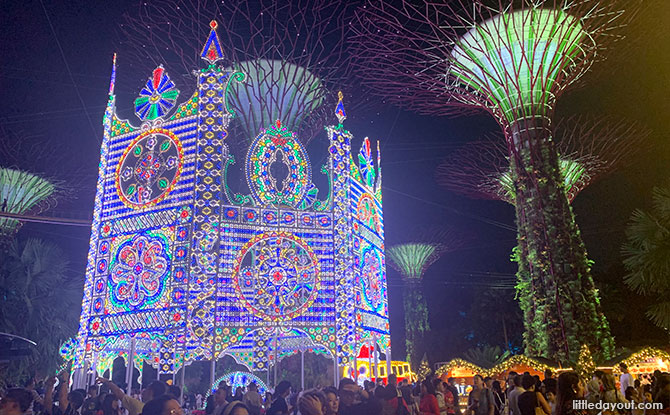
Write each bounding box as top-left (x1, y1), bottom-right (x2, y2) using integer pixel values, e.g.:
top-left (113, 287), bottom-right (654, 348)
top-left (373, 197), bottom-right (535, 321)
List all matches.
top-left (491, 381), bottom-right (506, 415)
top-left (323, 387), bottom-right (339, 415)
top-left (382, 375), bottom-right (409, 415)
top-left (586, 371), bottom-right (603, 405)
top-left (506, 374), bottom-right (519, 398)
top-left (23, 379), bottom-right (43, 415)
top-left (602, 373), bottom-right (629, 414)
top-left (419, 379), bottom-right (440, 415)
top-left (625, 387), bottom-right (643, 415)
top-left (467, 375), bottom-right (494, 415)
top-left (213, 384), bottom-right (231, 415)
top-left (205, 395), bottom-right (216, 415)
top-left (233, 388), bottom-right (244, 403)
top-left (297, 390), bottom-right (327, 415)
top-left (619, 364), bottom-right (633, 397)
top-left (446, 379), bottom-right (461, 415)
top-left (338, 378), bottom-right (382, 415)
top-left (1, 388), bottom-right (34, 415)
top-left (220, 401), bottom-right (249, 415)
top-left (263, 393), bottom-right (273, 413)
top-left (517, 374), bottom-right (550, 415)
top-left (544, 383), bottom-right (556, 415)
top-left (243, 383), bottom-right (262, 415)
top-left (82, 386), bottom-right (100, 415)
top-left (101, 394), bottom-right (121, 415)
top-left (141, 395), bottom-right (183, 415)
top-left (267, 381), bottom-right (291, 415)
top-left (507, 375), bottom-right (524, 415)
top-left (97, 377), bottom-right (166, 415)
top-left (433, 379), bottom-right (448, 415)
top-left (555, 371), bottom-right (586, 415)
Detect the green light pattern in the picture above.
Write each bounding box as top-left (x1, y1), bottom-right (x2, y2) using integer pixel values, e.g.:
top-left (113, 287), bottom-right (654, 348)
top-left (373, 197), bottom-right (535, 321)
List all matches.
top-left (387, 243), bottom-right (440, 280)
top-left (0, 167), bottom-right (55, 235)
top-left (494, 158), bottom-right (587, 201)
top-left (450, 8), bottom-right (586, 123)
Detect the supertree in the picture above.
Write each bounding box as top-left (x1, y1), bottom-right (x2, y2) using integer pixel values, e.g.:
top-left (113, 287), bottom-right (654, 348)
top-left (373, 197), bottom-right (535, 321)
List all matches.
top-left (387, 242), bottom-right (445, 367)
top-left (0, 168), bottom-right (56, 237)
top-left (436, 115), bottom-right (647, 204)
top-left (351, 0), bottom-right (635, 362)
top-left (437, 115), bottom-right (647, 353)
top-left (119, 0), bottom-right (355, 145)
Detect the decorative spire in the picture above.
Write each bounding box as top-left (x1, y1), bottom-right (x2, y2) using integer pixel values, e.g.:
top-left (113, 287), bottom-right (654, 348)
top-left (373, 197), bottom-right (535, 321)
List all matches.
top-left (335, 90), bottom-right (346, 124)
top-left (201, 20), bottom-right (224, 64)
top-left (108, 53), bottom-right (117, 96)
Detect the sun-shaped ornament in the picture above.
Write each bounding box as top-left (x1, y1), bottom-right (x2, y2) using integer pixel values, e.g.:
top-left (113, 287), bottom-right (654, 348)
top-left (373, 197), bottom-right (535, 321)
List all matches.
top-left (134, 66), bottom-right (179, 121)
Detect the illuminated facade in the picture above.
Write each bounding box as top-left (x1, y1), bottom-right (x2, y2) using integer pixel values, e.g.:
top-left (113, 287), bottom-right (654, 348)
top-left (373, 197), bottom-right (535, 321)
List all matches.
top-left (74, 23), bottom-right (389, 381)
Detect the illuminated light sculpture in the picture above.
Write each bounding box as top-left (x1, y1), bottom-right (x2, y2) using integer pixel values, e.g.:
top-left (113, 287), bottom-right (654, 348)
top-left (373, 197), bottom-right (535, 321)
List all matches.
top-left (351, 0), bottom-right (634, 363)
top-left (436, 116), bottom-right (647, 204)
top-left (119, 0), bottom-right (355, 144)
top-left (387, 242), bottom-right (445, 367)
top-left (0, 167), bottom-right (56, 237)
top-left (73, 20), bottom-right (389, 388)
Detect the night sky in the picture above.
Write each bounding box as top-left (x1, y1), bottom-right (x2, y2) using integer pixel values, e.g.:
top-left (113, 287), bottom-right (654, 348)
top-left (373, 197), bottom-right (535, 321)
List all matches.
top-left (2, 0), bottom-right (669, 363)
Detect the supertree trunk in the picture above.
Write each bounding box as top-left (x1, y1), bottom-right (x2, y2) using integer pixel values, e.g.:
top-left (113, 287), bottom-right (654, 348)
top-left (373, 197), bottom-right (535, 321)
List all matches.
top-left (509, 118), bottom-right (613, 362)
top-left (403, 282), bottom-right (430, 369)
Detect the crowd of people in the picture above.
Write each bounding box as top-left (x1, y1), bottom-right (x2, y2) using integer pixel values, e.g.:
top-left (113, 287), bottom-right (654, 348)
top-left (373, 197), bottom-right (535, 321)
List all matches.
top-left (4, 363), bottom-right (670, 415)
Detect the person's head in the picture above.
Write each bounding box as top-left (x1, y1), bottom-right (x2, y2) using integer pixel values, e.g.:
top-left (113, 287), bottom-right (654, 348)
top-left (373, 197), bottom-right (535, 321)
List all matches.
top-left (422, 379), bottom-right (436, 396)
top-left (248, 383), bottom-right (257, 392)
top-left (363, 380), bottom-right (374, 392)
top-left (0, 388), bottom-right (33, 415)
top-left (625, 386), bottom-right (637, 401)
top-left (215, 385), bottom-right (229, 406)
top-left (323, 387), bottom-right (339, 415)
top-left (545, 382), bottom-right (557, 403)
top-left (619, 363), bottom-right (629, 373)
top-left (556, 371), bottom-right (584, 412)
top-left (448, 377), bottom-right (456, 386)
top-left (593, 370), bottom-right (605, 381)
top-left (298, 390), bottom-right (326, 415)
top-left (521, 374), bottom-right (535, 391)
top-left (484, 377), bottom-right (493, 388)
top-left (68, 390), bottom-right (86, 410)
top-left (473, 375), bottom-right (484, 390)
top-left (492, 381), bottom-right (502, 394)
top-left (222, 401), bottom-right (248, 415)
top-left (654, 370), bottom-right (662, 380)
top-left (234, 387), bottom-right (243, 397)
top-left (432, 378), bottom-right (444, 393)
top-left (168, 386), bottom-right (181, 400)
top-left (143, 381), bottom-right (167, 403)
top-left (634, 379), bottom-right (641, 389)
top-left (88, 386), bottom-right (98, 398)
top-left (513, 374), bottom-right (523, 388)
top-left (140, 395), bottom-right (183, 415)
top-left (102, 394), bottom-right (120, 415)
top-left (602, 374), bottom-right (617, 392)
top-left (388, 374), bottom-right (398, 387)
top-left (275, 381), bottom-right (291, 399)
top-left (507, 372), bottom-right (518, 384)
top-left (338, 378), bottom-right (361, 408)
top-left (544, 369), bottom-right (553, 380)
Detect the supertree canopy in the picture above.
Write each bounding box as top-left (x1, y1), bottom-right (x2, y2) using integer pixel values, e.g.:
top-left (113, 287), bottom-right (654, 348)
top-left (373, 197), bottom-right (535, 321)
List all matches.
top-left (387, 242), bottom-right (445, 367)
top-left (0, 167), bottom-right (56, 236)
top-left (227, 60), bottom-right (325, 143)
top-left (119, 0), bottom-right (354, 144)
top-left (352, 0), bottom-right (634, 362)
top-left (437, 116), bottom-right (647, 204)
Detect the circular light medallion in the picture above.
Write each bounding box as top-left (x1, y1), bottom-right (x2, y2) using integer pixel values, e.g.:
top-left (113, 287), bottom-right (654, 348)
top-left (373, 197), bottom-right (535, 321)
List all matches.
top-left (233, 232), bottom-right (320, 321)
top-left (116, 129), bottom-right (183, 209)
